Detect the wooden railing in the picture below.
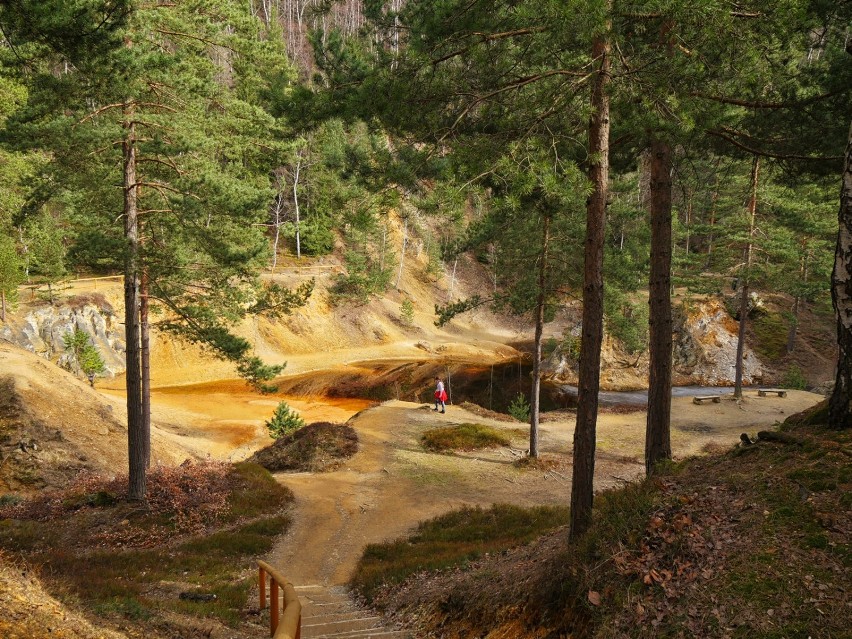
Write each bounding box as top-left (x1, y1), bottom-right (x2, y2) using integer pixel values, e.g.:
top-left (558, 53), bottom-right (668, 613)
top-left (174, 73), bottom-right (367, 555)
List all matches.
top-left (258, 560), bottom-right (301, 639)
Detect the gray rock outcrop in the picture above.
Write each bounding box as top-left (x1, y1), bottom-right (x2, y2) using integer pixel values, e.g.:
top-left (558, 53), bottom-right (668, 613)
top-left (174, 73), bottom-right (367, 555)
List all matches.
top-left (0, 295), bottom-right (125, 377)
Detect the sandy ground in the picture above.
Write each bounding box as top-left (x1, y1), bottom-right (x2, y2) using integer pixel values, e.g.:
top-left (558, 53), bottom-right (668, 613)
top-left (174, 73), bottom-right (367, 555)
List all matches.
top-left (2, 328), bottom-right (820, 593)
top-left (264, 390), bottom-right (821, 588)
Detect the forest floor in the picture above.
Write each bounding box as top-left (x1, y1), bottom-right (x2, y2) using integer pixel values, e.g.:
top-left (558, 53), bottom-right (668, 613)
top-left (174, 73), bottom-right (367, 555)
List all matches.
top-left (0, 267), bottom-right (838, 637)
top-left (362, 410), bottom-right (851, 639)
top-left (0, 332), bottom-right (827, 638)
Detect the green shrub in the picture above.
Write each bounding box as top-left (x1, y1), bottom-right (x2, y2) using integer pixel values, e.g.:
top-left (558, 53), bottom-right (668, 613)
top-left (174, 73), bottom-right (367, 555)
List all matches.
top-left (300, 219), bottom-right (335, 255)
top-left (63, 327), bottom-right (106, 382)
top-left (508, 393), bottom-right (530, 422)
top-left (781, 364), bottom-right (807, 390)
top-left (560, 333), bottom-right (581, 364)
top-left (400, 298), bottom-right (414, 326)
top-left (422, 423), bottom-right (510, 452)
top-left (265, 402), bottom-right (305, 439)
top-left (333, 250), bottom-right (392, 302)
top-left (0, 494), bottom-right (22, 507)
top-left (604, 289), bottom-right (649, 355)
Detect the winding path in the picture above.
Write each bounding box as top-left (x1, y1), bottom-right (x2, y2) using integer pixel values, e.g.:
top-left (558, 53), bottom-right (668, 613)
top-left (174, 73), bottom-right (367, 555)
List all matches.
top-left (262, 392), bottom-right (820, 637)
top-left (264, 401), bottom-right (572, 637)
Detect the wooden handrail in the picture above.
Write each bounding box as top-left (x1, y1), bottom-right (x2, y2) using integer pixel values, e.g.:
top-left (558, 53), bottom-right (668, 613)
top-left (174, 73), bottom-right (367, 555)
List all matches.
top-left (258, 560), bottom-right (301, 639)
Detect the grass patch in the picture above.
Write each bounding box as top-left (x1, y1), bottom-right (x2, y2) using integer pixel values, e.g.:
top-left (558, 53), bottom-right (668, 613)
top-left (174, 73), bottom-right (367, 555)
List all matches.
top-left (0, 462), bottom-right (293, 632)
top-left (351, 503), bottom-right (569, 602)
top-left (422, 423), bottom-right (511, 452)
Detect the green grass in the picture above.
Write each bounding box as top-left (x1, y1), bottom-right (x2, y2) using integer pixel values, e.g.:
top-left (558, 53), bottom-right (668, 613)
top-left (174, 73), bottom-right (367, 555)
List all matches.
top-left (351, 503), bottom-right (569, 602)
top-left (421, 423), bottom-right (511, 452)
top-left (751, 312), bottom-right (789, 361)
top-left (50, 515), bottom-right (290, 626)
top-left (0, 463), bottom-right (293, 630)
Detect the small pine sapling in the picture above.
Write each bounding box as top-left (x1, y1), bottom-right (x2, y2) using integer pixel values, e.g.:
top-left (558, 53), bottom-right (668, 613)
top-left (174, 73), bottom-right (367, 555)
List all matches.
top-left (400, 298), bottom-right (414, 326)
top-left (508, 393), bottom-right (531, 422)
top-left (266, 401), bottom-right (306, 439)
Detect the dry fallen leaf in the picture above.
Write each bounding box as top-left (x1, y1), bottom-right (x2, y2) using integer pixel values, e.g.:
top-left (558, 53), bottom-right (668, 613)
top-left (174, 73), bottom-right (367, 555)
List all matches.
top-left (588, 590), bottom-right (602, 606)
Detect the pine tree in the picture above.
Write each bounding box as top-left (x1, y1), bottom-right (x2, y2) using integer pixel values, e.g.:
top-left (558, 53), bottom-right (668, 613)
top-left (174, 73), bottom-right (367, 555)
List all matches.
top-left (436, 145), bottom-right (587, 459)
top-left (1, 0), bottom-right (311, 498)
top-left (830, 122), bottom-right (852, 429)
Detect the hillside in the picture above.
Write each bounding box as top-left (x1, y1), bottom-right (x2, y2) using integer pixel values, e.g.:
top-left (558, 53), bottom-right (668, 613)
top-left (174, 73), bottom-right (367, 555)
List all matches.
top-left (0, 551), bottom-right (126, 639)
top-left (358, 412), bottom-right (851, 639)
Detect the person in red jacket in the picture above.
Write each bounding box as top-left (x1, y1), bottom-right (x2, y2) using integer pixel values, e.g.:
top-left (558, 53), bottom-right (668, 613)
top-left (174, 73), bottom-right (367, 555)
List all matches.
top-left (433, 376), bottom-right (447, 413)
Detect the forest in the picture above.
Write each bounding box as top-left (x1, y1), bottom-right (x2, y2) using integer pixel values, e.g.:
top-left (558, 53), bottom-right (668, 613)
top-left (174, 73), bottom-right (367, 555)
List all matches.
top-left (2, 0), bottom-right (849, 515)
top-left (0, 1), bottom-right (850, 634)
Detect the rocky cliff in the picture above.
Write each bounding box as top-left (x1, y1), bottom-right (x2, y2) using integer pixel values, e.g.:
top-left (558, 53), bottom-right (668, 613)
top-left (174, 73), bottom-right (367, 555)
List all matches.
top-left (543, 298), bottom-right (764, 390)
top-left (0, 294), bottom-right (125, 378)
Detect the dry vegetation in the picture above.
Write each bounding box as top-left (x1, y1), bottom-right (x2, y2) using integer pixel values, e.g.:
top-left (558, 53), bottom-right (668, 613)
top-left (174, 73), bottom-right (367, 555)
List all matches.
top-left (0, 461), bottom-right (293, 637)
top-left (421, 423), bottom-right (512, 452)
top-left (248, 421), bottom-right (359, 472)
top-left (354, 412), bottom-right (851, 639)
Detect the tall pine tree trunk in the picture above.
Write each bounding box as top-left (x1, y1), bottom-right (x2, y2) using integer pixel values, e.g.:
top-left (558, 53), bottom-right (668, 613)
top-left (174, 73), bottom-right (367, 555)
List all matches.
top-left (829, 121), bottom-right (852, 429)
top-left (1, 291), bottom-right (5, 322)
top-left (787, 251), bottom-right (806, 355)
top-left (570, 26), bottom-right (610, 541)
top-left (140, 269), bottom-right (151, 468)
top-left (123, 105), bottom-right (146, 499)
top-left (529, 214), bottom-right (551, 459)
top-left (706, 186), bottom-right (718, 267)
top-left (646, 139), bottom-right (673, 475)
top-left (396, 216), bottom-right (408, 288)
top-left (734, 157), bottom-right (759, 399)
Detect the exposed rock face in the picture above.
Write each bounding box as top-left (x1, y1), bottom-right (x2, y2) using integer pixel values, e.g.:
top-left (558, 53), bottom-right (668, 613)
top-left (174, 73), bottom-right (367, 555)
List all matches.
top-left (672, 299), bottom-right (763, 386)
top-left (0, 294), bottom-right (125, 377)
top-left (543, 298), bottom-right (763, 390)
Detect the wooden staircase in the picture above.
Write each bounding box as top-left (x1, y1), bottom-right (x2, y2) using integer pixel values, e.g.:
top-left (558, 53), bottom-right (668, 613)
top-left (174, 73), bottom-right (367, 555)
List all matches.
top-left (296, 585), bottom-right (410, 639)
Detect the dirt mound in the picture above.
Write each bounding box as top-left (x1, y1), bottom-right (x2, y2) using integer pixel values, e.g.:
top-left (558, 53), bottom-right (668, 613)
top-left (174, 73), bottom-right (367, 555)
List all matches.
top-left (0, 343), bottom-right (190, 495)
top-left (0, 552), bottom-right (126, 639)
top-left (249, 422), bottom-right (358, 472)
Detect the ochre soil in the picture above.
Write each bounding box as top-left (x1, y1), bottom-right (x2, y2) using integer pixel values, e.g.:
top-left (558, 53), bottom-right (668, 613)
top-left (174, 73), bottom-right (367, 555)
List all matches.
top-left (0, 268), bottom-right (829, 635)
top-left (263, 391), bottom-right (822, 589)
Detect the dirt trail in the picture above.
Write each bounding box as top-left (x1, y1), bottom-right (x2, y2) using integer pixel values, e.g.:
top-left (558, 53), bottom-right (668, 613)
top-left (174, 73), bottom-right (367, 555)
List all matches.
top-left (266, 391), bottom-right (823, 588)
top-left (268, 402), bottom-right (462, 586)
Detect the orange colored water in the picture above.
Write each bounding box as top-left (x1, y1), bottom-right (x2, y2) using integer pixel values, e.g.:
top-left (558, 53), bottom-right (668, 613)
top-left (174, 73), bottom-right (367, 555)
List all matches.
top-left (100, 379), bottom-right (375, 455)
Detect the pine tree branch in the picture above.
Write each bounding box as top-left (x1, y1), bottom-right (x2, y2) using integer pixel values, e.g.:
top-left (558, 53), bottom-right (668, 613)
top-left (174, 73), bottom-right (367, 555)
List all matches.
top-left (76, 102), bottom-right (126, 124)
top-left (441, 70), bottom-right (594, 140)
top-left (431, 27), bottom-right (549, 65)
top-left (136, 156), bottom-right (184, 175)
top-left (154, 29), bottom-right (236, 52)
top-left (692, 90), bottom-right (845, 110)
top-left (135, 102), bottom-right (179, 113)
top-left (134, 181), bottom-right (201, 200)
top-left (708, 129), bottom-right (843, 162)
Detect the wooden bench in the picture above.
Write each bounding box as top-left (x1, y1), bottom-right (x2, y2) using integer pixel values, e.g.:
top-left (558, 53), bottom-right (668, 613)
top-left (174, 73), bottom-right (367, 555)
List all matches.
top-left (758, 388), bottom-right (787, 398)
top-left (692, 395), bottom-right (721, 404)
